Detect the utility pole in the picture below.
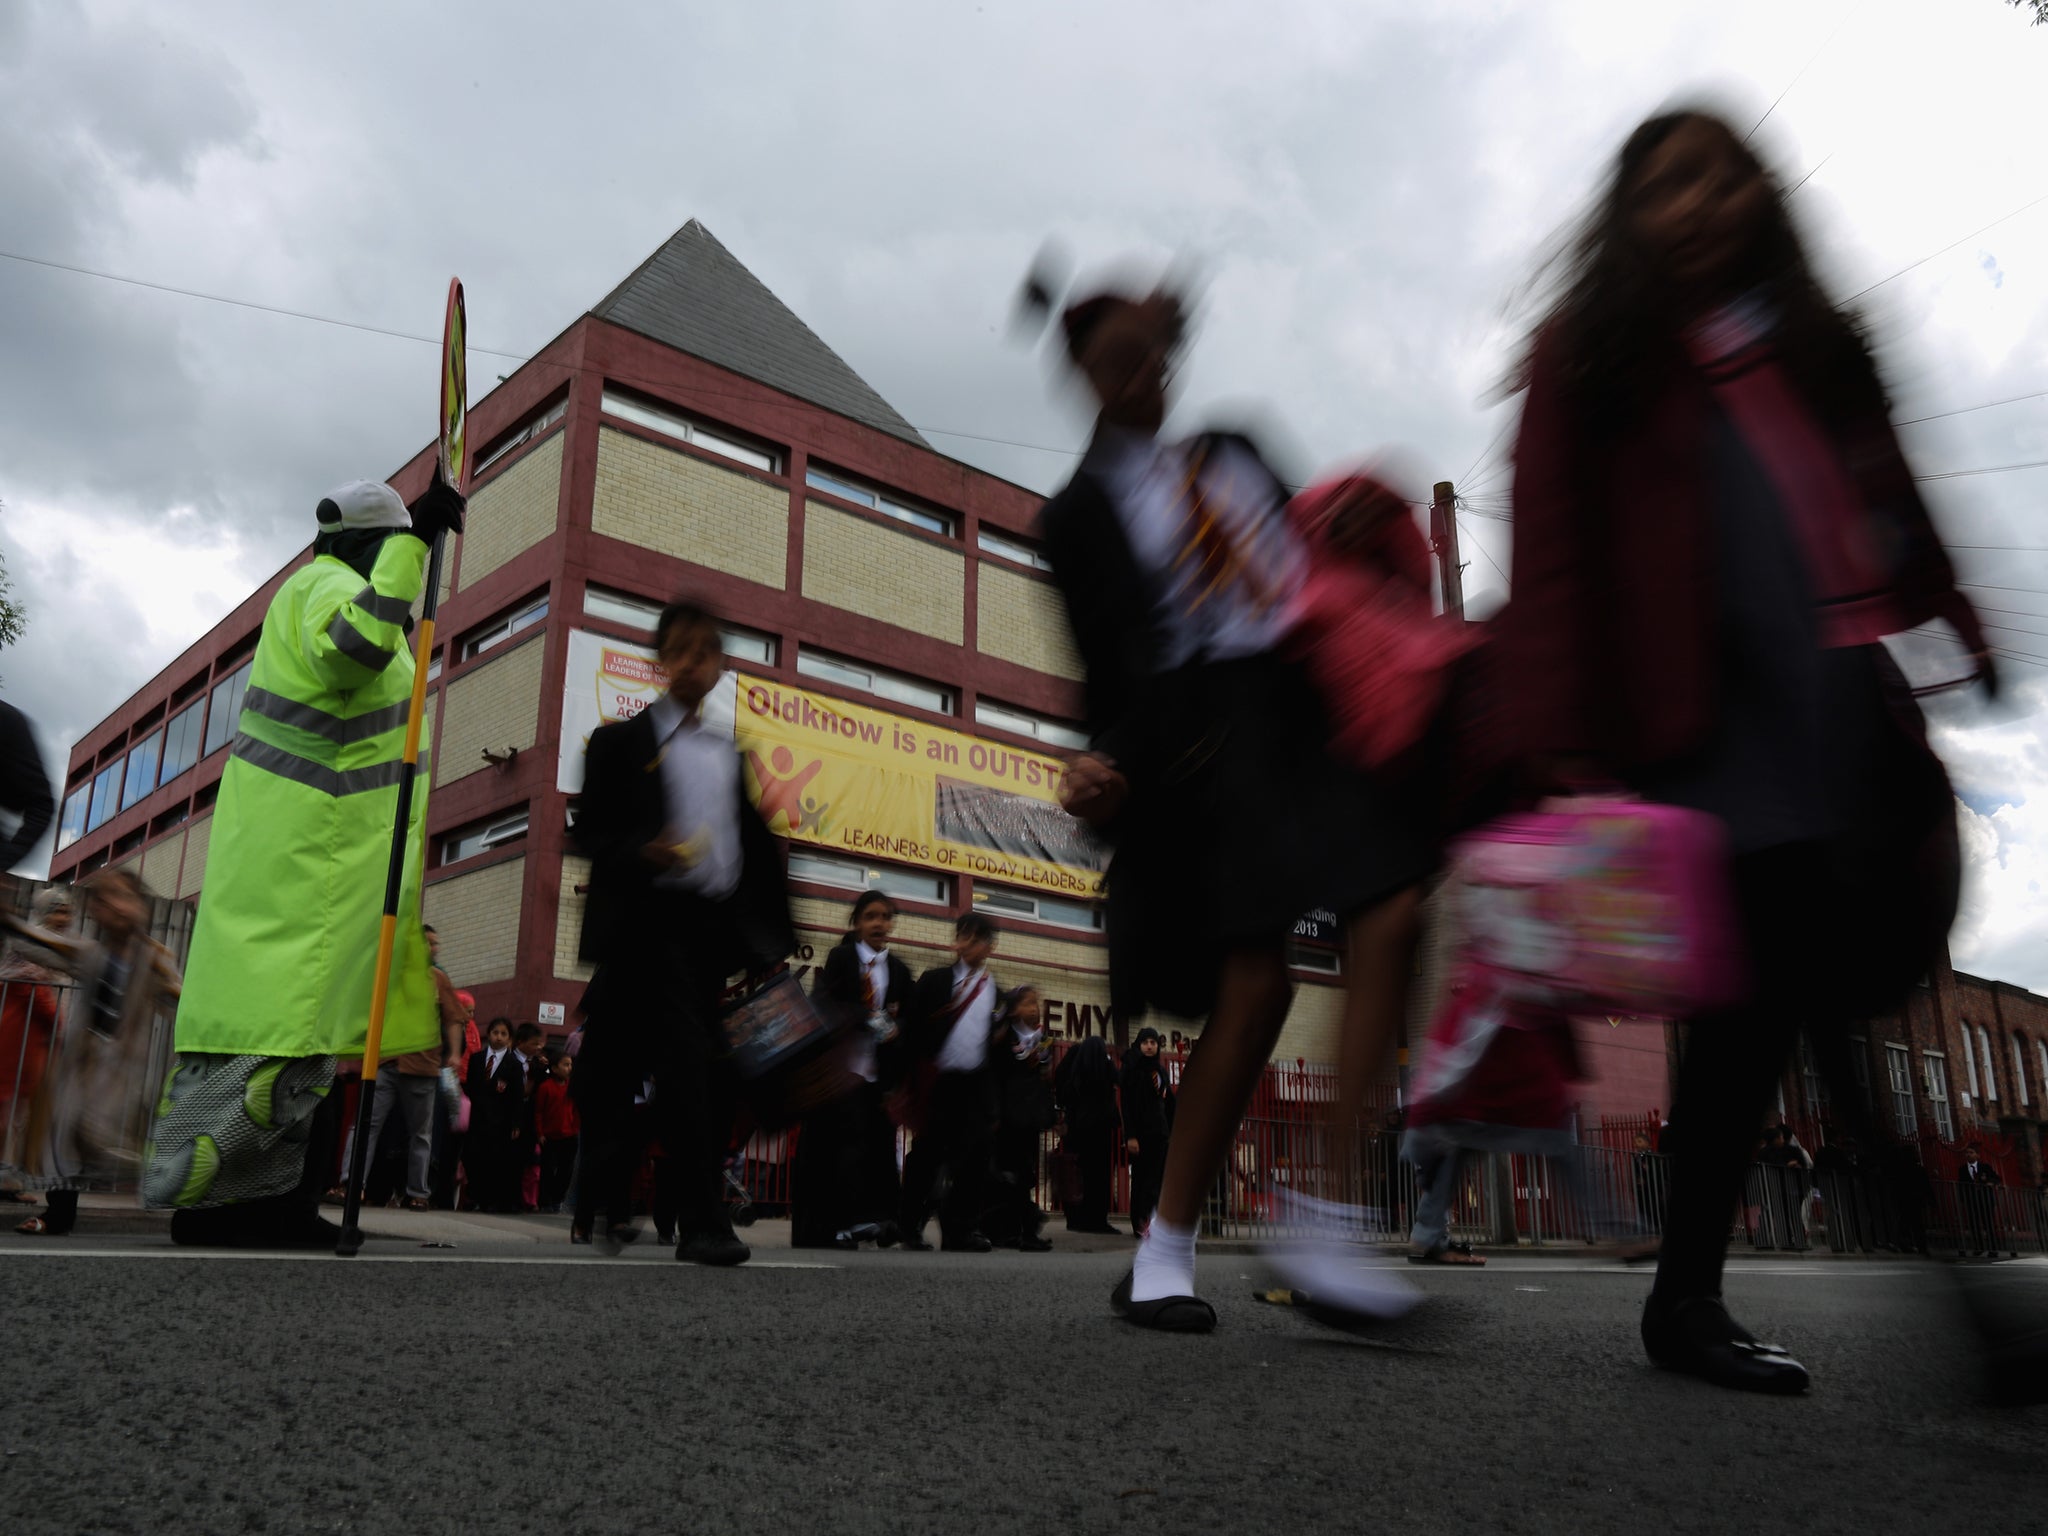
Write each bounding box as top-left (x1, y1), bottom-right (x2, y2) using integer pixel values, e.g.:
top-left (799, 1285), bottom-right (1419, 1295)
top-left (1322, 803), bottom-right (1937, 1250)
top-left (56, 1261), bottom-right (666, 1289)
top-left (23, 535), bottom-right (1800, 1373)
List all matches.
top-left (1429, 479), bottom-right (1464, 621)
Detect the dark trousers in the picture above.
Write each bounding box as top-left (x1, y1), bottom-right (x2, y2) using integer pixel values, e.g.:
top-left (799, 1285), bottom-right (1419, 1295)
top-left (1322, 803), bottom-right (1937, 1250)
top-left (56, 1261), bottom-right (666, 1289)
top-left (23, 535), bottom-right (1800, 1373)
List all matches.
top-left (1129, 1138), bottom-right (1166, 1232)
top-left (899, 1070), bottom-right (993, 1241)
top-left (539, 1138), bottom-right (578, 1211)
top-left (1066, 1120), bottom-right (1115, 1229)
top-left (983, 1124), bottom-right (1046, 1244)
top-left (573, 1013), bottom-right (733, 1242)
top-left (1655, 846), bottom-right (1825, 1302)
top-left (792, 1082), bottom-right (899, 1247)
top-left (462, 1119), bottom-right (522, 1212)
top-left (1963, 1186), bottom-right (2003, 1255)
top-left (42, 1188), bottom-right (78, 1234)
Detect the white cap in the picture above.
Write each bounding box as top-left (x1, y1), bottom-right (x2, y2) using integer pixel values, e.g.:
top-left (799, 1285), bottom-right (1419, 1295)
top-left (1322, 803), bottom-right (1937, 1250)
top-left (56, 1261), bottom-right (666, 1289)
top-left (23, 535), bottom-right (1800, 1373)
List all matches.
top-left (315, 480), bottom-right (409, 532)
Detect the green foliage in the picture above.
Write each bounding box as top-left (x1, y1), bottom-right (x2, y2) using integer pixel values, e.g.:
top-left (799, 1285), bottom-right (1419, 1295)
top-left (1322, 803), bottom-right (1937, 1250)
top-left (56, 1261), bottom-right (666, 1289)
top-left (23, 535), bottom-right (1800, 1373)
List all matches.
top-left (0, 504), bottom-right (25, 663)
top-left (2013, 0), bottom-right (2048, 24)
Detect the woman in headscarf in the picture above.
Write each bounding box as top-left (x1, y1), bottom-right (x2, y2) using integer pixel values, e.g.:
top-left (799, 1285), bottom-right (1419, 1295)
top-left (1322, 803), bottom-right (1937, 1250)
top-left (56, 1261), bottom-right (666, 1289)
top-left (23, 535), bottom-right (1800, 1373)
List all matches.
top-left (2, 869), bottom-right (181, 1235)
top-left (0, 885), bottom-right (75, 1199)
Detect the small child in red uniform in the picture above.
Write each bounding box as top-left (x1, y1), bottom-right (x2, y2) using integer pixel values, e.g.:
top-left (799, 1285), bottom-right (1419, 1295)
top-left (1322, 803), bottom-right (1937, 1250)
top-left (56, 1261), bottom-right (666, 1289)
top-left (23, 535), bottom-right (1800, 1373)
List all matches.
top-left (533, 1052), bottom-right (578, 1214)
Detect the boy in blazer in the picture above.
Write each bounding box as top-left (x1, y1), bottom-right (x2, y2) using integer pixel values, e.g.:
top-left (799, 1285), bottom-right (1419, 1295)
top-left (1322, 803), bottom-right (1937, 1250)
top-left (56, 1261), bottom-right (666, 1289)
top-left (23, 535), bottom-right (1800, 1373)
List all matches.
top-left (463, 1018), bottom-right (524, 1212)
top-left (569, 598), bottom-right (794, 1263)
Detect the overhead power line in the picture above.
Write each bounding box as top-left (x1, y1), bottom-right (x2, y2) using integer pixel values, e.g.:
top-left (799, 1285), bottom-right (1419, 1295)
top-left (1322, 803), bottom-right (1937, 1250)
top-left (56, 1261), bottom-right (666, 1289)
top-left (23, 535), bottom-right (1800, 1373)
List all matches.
top-left (1846, 190), bottom-right (2048, 304)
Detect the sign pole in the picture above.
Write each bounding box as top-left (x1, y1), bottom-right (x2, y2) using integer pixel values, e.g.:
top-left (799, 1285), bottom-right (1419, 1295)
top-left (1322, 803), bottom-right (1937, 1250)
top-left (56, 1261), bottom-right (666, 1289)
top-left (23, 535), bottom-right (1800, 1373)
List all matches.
top-left (337, 277), bottom-right (465, 1257)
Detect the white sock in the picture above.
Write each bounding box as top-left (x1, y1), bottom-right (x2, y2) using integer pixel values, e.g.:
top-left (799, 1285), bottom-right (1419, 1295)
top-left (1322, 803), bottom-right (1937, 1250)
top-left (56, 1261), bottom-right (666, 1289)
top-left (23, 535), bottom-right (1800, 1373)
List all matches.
top-left (1130, 1216), bottom-right (1197, 1303)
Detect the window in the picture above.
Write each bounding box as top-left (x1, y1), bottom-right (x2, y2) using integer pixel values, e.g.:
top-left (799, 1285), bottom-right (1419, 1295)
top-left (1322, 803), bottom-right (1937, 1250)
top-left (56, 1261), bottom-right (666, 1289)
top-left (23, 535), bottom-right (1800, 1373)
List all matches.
top-left (203, 661), bottom-right (252, 758)
top-left (973, 700), bottom-right (1089, 752)
top-left (1287, 941), bottom-right (1343, 976)
top-left (425, 654), bottom-right (443, 684)
top-left (1796, 1031), bottom-right (1828, 1120)
top-left (121, 731), bottom-right (162, 812)
top-left (1978, 1025), bottom-right (1998, 1103)
top-left (158, 701), bottom-right (204, 790)
top-left (2038, 1041), bottom-right (2048, 1108)
top-left (1885, 1044), bottom-right (1917, 1138)
top-left (474, 398), bottom-right (566, 476)
top-left (786, 849), bottom-right (949, 905)
top-left (56, 785), bottom-right (90, 852)
top-left (1847, 1035), bottom-right (1873, 1107)
top-left (1923, 1053), bottom-right (1956, 1141)
top-left (806, 466), bottom-right (955, 537)
top-left (439, 809), bottom-right (529, 866)
top-left (796, 647), bottom-right (953, 715)
top-left (2013, 1034), bottom-right (2030, 1108)
top-left (1962, 1020), bottom-right (1981, 1100)
top-left (972, 882), bottom-right (1104, 933)
top-left (601, 389), bottom-right (780, 474)
top-left (583, 586), bottom-right (778, 665)
top-left (977, 527), bottom-right (1053, 571)
top-left (460, 594), bottom-right (549, 661)
top-left (86, 762), bottom-right (122, 833)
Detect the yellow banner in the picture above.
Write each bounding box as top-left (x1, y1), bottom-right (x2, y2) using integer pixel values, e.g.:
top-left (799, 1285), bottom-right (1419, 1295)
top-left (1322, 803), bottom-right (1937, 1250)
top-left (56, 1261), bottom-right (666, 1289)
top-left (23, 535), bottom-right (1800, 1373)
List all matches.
top-left (733, 674), bottom-right (1105, 898)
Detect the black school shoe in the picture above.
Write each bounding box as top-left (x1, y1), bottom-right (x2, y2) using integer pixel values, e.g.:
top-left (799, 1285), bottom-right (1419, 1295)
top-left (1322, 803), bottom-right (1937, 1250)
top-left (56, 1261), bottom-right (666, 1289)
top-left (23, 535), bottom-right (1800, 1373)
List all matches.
top-left (1641, 1294), bottom-right (1809, 1395)
top-left (1111, 1268), bottom-right (1216, 1332)
top-left (677, 1230), bottom-right (750, 1267)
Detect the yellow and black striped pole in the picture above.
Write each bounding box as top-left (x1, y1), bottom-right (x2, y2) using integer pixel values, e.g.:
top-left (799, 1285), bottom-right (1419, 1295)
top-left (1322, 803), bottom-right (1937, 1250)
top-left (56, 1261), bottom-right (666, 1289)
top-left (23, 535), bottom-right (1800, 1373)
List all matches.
top-left (337, 278), bottom-right (465, 1258)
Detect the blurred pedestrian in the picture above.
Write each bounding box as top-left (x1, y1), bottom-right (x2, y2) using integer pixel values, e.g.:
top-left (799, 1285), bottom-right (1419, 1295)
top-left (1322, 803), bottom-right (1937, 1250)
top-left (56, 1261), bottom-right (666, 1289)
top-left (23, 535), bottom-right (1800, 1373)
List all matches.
top-left (897, 913), bottom-right (1001, 1253)
top-left (569, 597), bottom-right (792, 1263)
top-left (1119, 1028), bottom-right (1173, 1239)
top-left (1053, 1031), bottom-right (1120, 1234)
top-left (145, 471), bottom-right (465, 1247)
top-left (984, 985), bottom-right (1055, 1251)
top-left (513, 1022), bottom-right (547, 1211)
top-left (0, 699), bottom-right (55, 874)
top-left (1041, 284), bottom-right (1436, 1330)
top-left (1499, 107), bottom-right (1992, 1392)
top-left (3, 869), bottom-right (181, 1236)
top-left (0, 886), bottom-right (74, 1196)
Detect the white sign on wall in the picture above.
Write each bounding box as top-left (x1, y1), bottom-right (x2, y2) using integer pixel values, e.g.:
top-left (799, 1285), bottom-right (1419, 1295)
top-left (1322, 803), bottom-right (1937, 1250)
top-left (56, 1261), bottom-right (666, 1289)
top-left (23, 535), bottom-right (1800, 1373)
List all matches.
top-left (537, 1001), bottom-right (567, 1027)
top-left (556, 627), bottom-right (738, 793)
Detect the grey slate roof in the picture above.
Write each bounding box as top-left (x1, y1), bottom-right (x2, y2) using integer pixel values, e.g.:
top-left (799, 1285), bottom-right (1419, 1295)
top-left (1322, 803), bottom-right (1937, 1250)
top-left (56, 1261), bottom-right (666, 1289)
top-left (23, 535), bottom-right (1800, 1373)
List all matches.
top-left (591, 220), bottom-right (927, 448)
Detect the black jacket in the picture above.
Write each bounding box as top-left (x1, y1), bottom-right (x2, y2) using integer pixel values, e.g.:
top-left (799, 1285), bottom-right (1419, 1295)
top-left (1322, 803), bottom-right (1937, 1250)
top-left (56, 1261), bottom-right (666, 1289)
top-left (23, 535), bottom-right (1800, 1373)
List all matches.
top-left (990, 1026), bottom-right (1056, 1133)
top-left (1119, 1045), bottom-right (1173, 1146)
top-left (465, 1048), bottom-right (528, 1139)
top-left (572, 706), bottom-right (794, 982)
top-left (904, 965), bottom-right (996, 1070)
top-left (0, 701), bottom-right (54, 872)
top-left (811, 937), bottom-right (916, 1087)
top-left (1961, 1161), bottom-right (2003, 1187)
top-left (1054, 1036), bottom-right (1120, 1130)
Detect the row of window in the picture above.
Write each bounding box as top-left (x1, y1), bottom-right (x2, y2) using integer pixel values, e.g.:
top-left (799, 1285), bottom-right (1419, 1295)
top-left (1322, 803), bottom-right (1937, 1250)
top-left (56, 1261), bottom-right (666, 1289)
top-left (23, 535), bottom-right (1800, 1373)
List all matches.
top-left (1854, 1022), bottom-right (2048, 1144)
top-left (56, 660), bottom-right (251, 852)
top-left (1956, 1018), bottom-right (2048, 1114)
top-left (577, 581), bottom-right (1085, 748)
top-left (598, 384), bottom-right (1050, 567)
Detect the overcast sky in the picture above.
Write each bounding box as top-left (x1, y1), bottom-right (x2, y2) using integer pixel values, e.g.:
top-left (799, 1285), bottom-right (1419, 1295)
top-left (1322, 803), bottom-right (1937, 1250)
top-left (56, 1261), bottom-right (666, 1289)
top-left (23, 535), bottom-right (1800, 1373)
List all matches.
top-left (4, 0), bottom-right (2046, 983)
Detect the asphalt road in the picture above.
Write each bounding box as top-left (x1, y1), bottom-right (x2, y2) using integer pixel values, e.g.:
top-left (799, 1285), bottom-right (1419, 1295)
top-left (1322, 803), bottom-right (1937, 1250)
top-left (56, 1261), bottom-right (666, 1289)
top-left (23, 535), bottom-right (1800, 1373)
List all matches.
top-left (1, 1215), bottom-right (2041, 1535)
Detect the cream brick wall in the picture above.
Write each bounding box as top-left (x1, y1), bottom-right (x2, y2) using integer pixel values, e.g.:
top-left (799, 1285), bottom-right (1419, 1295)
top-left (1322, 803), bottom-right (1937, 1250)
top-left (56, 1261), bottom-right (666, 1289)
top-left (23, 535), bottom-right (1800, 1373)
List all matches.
top-left (554, 855), bottom-right (593, 983)
top-left (592, 427), bottom-right (787, 588)
top-left (432, 637), bottom-right (545, 788)
top-left (453, 434), bottom-right (563, 592)
top-left (802, 503), bottom-right (964, 645)
top-left (424, 856), bottom-right (524, 985)
top-left (976, 562), bottom-right (1082, 681)
top-left (140, 830), bottom-right (185, 898)
top-left (178, 816), bottom-right (211, 897)
top-left (1273, 981), bottom-right (1344, 1065)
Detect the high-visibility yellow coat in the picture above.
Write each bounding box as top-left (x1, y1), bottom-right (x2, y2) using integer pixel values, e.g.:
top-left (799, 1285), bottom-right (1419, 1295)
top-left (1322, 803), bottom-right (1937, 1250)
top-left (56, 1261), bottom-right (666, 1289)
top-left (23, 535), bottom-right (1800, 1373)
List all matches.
top-left (173, 534), bottom-right (439, 1060)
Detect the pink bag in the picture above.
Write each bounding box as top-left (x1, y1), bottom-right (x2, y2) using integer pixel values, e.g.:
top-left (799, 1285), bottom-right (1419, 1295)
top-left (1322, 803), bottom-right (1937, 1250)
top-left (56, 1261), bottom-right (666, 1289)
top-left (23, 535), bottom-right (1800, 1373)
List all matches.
top-left (1449, 797), bottom-right (1744, 1017)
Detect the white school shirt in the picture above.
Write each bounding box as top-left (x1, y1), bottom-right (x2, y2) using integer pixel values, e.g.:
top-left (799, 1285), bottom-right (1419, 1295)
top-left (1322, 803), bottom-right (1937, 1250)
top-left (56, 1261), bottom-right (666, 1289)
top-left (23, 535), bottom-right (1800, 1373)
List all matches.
top-left (646, 693), bottom-right (742, 901)
top-left (1094, 427), bottom-right (1304, 671)
top-left (845, 941), bottom-right (893, 1084)
top-left (935, 963), bottom-right (996, 1074)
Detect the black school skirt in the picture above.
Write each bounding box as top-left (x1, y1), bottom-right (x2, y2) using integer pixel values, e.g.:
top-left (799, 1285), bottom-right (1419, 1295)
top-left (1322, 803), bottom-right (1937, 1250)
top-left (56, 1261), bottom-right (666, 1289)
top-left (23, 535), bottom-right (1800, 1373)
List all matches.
top-left (1103, 653), bottom-right (1438, 1020)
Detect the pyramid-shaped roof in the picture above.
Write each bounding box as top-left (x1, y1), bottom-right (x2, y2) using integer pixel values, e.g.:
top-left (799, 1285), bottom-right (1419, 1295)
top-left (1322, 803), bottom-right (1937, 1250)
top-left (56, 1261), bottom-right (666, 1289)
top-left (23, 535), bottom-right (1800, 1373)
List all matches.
top-left (591, 220), bottom-right (926, 447)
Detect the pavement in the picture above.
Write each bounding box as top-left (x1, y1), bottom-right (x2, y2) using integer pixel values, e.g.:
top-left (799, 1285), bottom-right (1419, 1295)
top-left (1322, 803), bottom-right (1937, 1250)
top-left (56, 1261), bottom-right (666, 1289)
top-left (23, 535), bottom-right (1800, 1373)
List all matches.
top-left (0, 1206), bottom-right (2042, 1535)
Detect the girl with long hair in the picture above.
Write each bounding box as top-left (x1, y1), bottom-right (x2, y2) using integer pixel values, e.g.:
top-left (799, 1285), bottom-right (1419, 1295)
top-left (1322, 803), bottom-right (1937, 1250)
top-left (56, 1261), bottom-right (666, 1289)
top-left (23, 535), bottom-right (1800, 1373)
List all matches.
top-left (1500, 108), bottom-right (1991, 1393)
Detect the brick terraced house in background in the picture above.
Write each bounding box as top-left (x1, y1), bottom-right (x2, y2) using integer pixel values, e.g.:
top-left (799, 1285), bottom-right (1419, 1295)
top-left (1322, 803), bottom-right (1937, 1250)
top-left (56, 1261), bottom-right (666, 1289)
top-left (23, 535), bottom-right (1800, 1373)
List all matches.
top-left (42, 223), bottom-right (2048, 1179)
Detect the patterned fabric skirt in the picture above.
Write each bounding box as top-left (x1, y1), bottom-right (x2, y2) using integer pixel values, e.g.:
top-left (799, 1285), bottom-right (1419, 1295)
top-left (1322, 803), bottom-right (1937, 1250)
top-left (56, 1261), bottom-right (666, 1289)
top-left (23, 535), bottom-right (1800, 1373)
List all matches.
top-left (143, 1053), bottom-right (337, 1210)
